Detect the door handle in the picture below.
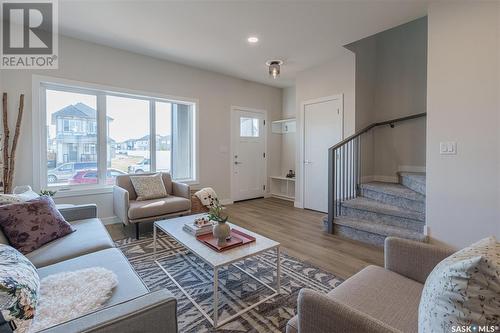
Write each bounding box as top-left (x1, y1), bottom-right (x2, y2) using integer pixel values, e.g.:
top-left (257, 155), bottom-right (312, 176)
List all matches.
top-left (234, 161), bottom-right (243, 165)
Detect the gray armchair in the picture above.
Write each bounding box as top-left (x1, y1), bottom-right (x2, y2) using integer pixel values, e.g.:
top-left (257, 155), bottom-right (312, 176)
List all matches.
top-left (113, 172), bottom-right (191, 239)
top-left (287, 237), bottom-right (456, 333)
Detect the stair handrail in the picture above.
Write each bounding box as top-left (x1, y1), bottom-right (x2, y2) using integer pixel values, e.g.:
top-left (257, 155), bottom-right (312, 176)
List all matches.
top-left (329, 112), bottom-right (427, 152)
top-left (327, 112), bottom-right (427, 234)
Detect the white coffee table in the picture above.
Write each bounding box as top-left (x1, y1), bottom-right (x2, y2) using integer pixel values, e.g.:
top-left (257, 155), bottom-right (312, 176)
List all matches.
top-left (153, 214), bottom-right (281, 328)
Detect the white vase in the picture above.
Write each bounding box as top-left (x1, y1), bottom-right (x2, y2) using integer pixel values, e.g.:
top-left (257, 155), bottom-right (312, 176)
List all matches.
top-left (213, 222), bottom-right (231, 246)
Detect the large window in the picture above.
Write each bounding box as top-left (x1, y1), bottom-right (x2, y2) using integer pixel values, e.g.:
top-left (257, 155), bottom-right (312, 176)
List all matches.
top-left (40, 80), bottom-right (197, 190)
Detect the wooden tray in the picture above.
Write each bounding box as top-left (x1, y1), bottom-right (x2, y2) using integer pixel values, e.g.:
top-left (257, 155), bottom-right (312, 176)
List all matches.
top-left (197, 229), bottom-right (256, 252)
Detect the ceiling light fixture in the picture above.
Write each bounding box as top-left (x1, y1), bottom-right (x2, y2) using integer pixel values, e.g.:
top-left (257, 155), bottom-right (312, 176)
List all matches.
top-left (247, 36), bottom-right (259, 44)
top-left (266, 60), bottom-right (283, 79)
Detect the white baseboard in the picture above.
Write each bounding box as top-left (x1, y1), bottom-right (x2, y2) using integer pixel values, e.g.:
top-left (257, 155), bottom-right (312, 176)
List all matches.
top-left (372, 175), bottom-right (399, 183)
top-left (220, 198), bottom-right (234, 205)
top-left (100, 216), bottom-right (121, 225)
top-left (362, 175), bottom-right (398, 183)
top-left (361, 175), bottom-right (375, 183)
top-left (398, 165), bottom-right (426, 173)
top-left (294, 201), bottom-right (303, 208)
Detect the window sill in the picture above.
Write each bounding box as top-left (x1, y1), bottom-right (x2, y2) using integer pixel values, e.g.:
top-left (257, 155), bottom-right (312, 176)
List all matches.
top-left (53, 185), bottom-right (114, 198)
top-left (177, 179), bottom-right (199, 186)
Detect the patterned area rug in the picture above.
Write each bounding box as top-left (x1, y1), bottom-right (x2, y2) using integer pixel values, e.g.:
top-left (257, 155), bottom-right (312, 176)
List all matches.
top-left (115, 232), bottom-right (343, 332)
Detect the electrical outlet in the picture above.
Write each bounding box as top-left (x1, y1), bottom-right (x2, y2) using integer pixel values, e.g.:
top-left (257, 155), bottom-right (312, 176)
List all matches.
top-left (440, 142), bottom-right (457, 155)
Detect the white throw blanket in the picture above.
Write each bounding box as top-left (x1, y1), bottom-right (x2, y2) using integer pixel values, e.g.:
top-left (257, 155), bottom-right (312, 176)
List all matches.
top-left (17, 267), bottom-right (118, 333)
top-left (194, 187), bottom-right (218, 207)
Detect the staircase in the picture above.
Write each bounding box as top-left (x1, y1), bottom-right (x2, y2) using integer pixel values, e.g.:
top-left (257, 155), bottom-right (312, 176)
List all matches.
top-left (332, 172), bottom-right (427, 246)
top-left (326, 113), bottom-right (428, 246)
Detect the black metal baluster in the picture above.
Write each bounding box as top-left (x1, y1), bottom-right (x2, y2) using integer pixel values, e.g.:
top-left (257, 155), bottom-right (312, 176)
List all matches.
top-left (328, 147), bottom-right (334, 233)
top-left (354, 137), bottom-right (358, 196)
top-left (358, 136), bottom-right (362, 191)
top-left (350, 140), bottom-right (353, 199)
top-left (334, 148), bottom-right (337, 217)
top-left (340, 145), bottom-right (344, 215)
top-left (351, 140), bottom-right (354, 199)
top-left (343, 144), bottom-right (346, 205)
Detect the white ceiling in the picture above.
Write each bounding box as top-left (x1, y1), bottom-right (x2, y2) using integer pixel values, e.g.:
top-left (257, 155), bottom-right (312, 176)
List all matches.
top-left (59, 1), bottom-right (428, 88)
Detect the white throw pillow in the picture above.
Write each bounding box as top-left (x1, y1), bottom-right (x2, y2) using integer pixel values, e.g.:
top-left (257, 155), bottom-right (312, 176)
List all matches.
top-left (16, 190), bottom-right (40, 201)
top-left (418, 237), bottom-right (500, 333)
top-left (130, 173), bottom-right (168, 201)
top-left (0, 194), bottom-right (24, 205)
top-left (22, 267), bottom-right (117, 333)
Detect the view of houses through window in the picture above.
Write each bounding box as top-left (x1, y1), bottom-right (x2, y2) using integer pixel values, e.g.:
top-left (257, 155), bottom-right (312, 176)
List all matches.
top-left (44, 84), bottom-right (195, 188)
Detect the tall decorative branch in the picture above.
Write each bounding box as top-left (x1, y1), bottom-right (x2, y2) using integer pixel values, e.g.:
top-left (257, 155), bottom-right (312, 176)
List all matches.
top-left (1, 93), bottom-right (24, 193)
top-left (7, 94), bottom-right (24, 193)
top-left (2, 93), bottom-right (9, 193)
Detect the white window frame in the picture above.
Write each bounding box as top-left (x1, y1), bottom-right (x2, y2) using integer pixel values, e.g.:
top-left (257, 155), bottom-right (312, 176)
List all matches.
top-left (32, 75), bottom-right (199, 197)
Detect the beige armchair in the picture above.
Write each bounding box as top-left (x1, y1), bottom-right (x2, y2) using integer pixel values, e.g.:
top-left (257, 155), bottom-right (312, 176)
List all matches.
top-left (113, 172), bottom-right (191, 239)
top-left (287, 237), bottom-right (455, 333)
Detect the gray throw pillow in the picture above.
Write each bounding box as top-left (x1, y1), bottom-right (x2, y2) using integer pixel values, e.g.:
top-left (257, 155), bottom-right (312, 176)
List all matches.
top-left (418, 237), bottom-right (500, 333)
top-left (130, 173), bottom-right (168, 201)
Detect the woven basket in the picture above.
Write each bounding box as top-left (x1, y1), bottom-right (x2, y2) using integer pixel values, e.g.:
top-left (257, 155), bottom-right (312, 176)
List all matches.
top-left (191, 195), bottom-right (210, 214)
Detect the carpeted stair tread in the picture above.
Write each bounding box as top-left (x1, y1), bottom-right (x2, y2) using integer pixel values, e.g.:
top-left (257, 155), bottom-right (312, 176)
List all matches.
top-left (333, 217), bottom-right (428, 242)
top-left (341, 197), bottom-right (425, 222)
top-left (360, 182), bottom-right (425, 202)
top-left (399, 172), bottom-right (426, 195)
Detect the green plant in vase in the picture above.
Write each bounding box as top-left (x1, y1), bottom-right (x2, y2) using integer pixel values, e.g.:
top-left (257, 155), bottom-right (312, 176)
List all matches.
top-left (39, 189), bottom-right (57, 197)
top-left (208, 198), bottom-right (230, 246)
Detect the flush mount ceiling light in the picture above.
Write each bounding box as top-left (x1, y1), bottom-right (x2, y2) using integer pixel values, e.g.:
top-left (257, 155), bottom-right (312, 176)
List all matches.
top-left (266, 60), bottom-right (283, 79)
top-left (247, 36), bottom-right (259, 44)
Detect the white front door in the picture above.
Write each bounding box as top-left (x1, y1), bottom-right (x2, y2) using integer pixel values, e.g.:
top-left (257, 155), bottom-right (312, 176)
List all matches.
top-left (231, 108), bottom-right (266, 201)
top-left (304, 97), bottom-right (343, 212)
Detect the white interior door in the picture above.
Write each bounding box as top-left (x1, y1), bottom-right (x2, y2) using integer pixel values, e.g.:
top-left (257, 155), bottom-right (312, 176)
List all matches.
top-left (231, 109), bottom-right (266, 201)
top-left (304, 98), bottom-right (343, 212)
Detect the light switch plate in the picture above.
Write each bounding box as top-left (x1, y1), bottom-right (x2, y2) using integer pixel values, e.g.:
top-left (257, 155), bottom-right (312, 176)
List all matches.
top-left (440, 141), bottom-right (457, 155)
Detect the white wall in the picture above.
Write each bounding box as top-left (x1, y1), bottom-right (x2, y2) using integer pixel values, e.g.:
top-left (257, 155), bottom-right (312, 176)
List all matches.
top-left (294, 50), bottom-right (356, 206)
top-left (498, 0), bottom-right (500, 241)
top-left (426, 1), bottom-right (500, 247)
top-left (280, 86), bottom-right (296, 175)
top-left (0, 36), bottom-right (282, 218)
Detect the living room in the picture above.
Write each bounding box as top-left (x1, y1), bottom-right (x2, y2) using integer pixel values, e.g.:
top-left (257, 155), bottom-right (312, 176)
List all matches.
top-left (0, 1), bottom-right (498, 333)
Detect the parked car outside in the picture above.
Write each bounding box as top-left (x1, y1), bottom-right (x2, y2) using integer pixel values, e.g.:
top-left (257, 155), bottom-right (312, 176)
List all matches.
top-left (127, 159), bottom-right (150, 173)
top-left (69, 168), bottom-right (126, 185)
top-left (47, 162), bottom-right (98, 183)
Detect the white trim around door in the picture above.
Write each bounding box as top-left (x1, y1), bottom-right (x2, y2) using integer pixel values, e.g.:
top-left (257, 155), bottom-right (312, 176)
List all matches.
top-left (296, 94), bottom-right (344, 209)
top-left (230, 106), bottom-right (268, 202)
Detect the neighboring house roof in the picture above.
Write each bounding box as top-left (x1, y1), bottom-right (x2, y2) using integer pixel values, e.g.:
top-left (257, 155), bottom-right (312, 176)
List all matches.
top-left (117, 134), bottom-right (170, 146)
top-left (51, 103), bottom-right (113, 125)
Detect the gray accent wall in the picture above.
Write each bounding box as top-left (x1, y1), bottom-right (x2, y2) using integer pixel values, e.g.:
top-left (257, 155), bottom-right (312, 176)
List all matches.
top-left (346, 17), bottom-right (428, 181)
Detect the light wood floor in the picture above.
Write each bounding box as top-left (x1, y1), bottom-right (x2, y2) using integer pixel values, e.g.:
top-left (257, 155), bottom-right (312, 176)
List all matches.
top-left (106, 197), bottom-right (383, 280)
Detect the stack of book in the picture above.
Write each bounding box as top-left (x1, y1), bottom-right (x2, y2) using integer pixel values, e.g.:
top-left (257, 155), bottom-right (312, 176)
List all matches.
top-left (183, 221), bottom-right (214, 236)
